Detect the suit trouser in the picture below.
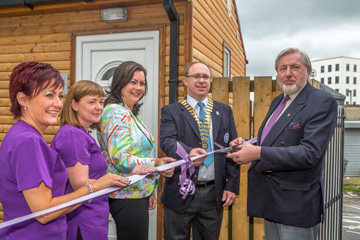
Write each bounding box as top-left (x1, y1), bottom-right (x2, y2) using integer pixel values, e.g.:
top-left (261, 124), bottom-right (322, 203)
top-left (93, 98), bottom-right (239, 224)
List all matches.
top-left (163, 184), bottom-right (223, 240)
top-left (264, 219), bottom-right (320, 240)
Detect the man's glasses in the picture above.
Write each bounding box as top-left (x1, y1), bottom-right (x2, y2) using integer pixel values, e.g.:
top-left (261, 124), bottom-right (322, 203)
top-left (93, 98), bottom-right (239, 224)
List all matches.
top-left (185, 74), bottom-right (211, 80)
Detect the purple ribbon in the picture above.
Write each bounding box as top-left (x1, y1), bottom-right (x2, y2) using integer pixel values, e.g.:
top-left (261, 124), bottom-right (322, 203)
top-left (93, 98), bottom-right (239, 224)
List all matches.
top-left (176, 142), bottom-right (195, 199)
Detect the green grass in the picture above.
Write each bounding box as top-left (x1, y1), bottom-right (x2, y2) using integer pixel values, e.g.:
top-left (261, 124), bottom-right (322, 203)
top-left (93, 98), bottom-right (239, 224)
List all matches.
top-left (343, 185), bottom-right (360, 192)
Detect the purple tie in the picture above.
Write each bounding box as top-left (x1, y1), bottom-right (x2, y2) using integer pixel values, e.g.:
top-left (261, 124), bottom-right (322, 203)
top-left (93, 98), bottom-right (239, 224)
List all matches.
top-left (260, 95), bottom-right (290, 144)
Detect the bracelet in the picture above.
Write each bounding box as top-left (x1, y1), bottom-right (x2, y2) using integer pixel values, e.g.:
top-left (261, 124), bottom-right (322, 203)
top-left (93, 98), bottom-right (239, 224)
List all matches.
top-left (85, 183), bottom-right (93, 203)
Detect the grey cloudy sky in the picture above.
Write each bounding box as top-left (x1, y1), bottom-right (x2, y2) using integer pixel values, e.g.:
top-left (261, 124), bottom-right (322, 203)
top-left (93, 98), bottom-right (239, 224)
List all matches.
top-left (235, 0), bottom-right (360, 78)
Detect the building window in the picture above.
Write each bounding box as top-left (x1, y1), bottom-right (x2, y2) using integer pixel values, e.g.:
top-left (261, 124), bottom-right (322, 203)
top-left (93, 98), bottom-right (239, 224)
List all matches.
top-left (354, 89), bottom-right (357, 97)
top-left (354, 65), bottom-right (357, 72)
top-left (354, 77), bottom-right (357, 84)
top-left (346, 101), bottom-right (349, 105)
top-left (223, 43), bottom-right (231, 78)
top-left (346, 89), bottom-right (349, 96)
top-left (321, 66), bottom-right (324, 73)
top-left (346, 76), bottom-right (350, 84)
top-left (335, 76), bottom-right (339, 84)
top-left (335, 64), bottom-right (340, 71)
top-left (321, 78), bottom-right (324, 84)
top-left (346, 64), bottom-right (350, 71)
top-left (335, 89), bottom-right (339, 92)
top-left (328, 77), bottom-right (331, 84)
top-left (328, 65), bottom-right (332, 72)
top-left (354, 102), bottom-right (357, 105)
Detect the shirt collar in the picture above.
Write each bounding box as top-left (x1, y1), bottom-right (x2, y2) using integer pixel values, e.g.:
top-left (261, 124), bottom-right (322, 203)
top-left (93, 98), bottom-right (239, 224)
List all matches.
top-left (286, 82), bottom-right (307, 100)
top-left (187, 95), bottom-right (208, 109)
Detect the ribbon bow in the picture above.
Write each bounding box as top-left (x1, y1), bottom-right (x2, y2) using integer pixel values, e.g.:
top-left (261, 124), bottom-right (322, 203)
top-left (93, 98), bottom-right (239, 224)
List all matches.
top-left (176, 142), bottom-right (196, 199)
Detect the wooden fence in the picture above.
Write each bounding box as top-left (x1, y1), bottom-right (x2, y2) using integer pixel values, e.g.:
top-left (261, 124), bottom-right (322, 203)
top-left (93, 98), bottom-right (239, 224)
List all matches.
top-left (206, 76), bottom-right (343, 240)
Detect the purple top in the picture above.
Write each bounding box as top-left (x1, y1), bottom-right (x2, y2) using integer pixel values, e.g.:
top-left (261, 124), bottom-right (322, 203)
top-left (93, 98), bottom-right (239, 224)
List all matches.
top-left (0, 120), bottom-right (68, 240)
top-left (51, 124), bottom-right (108, 240)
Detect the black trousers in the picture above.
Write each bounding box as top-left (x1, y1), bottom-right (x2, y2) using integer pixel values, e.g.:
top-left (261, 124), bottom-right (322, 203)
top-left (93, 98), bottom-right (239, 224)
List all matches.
top-left (109, 197), bottom-right (149, 240)
top-left (163, 184), bottom-right (223, 240)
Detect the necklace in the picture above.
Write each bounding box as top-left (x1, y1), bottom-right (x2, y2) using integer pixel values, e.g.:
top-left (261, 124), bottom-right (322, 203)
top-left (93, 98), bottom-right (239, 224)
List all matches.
top-left (180, 99), bottom-right (213, 149)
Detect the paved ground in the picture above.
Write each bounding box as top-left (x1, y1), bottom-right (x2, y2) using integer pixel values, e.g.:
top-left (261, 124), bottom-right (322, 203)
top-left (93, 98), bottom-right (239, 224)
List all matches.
top-left (343, 191), bottom-right (360, 240)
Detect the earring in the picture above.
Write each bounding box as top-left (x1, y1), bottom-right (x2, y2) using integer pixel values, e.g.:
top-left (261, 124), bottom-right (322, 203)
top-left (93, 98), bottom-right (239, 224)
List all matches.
top-left (24, 106), bottom-right (27, 110)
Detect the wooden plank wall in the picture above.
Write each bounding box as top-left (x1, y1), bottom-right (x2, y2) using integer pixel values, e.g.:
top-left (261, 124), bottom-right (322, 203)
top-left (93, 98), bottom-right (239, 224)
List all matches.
top-left (0, 0), bottom-right (189, 229)
top-left (191, 0), bottom-right (246, 78)
top-left (0, 2), bottom-right (188, 146)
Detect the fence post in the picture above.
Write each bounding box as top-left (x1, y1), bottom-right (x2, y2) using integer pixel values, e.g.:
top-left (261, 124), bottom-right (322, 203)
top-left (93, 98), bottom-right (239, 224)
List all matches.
top-left (252, 76), bottom-right (273, 240)
top-left (232, 76), bottom-right (251, 240)
top-left (212, 77), bottom-right (230, 240)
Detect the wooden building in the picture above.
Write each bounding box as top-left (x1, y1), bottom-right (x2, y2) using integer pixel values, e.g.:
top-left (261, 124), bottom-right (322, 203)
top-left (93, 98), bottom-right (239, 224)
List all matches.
top-left (0, 0), bottom-right (246, 238)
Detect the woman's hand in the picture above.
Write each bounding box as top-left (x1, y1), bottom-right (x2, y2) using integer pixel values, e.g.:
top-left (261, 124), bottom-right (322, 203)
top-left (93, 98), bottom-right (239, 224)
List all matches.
top-left (128, 165), bottom-right (157, 176)
top-left (91, 173), bottom-right (129, 192)
top-left (155, 157), bottom-right (176, 177)
top-left (148, 194), bottom-right (157, 210)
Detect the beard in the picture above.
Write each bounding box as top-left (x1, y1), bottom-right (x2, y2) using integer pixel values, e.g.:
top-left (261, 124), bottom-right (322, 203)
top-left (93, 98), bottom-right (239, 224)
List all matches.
top-left (279, 78), bottom-right (307, 95)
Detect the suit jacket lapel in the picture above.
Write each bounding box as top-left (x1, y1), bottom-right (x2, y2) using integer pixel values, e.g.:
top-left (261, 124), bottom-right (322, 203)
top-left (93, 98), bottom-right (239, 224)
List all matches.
top-left (127, 108), bottom-right (154, 147)
top-left (261, 83), bottom-right (310, 146)
top-left (180, 102), bottom-right (201, 139)
top-left (250, 83), bottom-right (311, 170)
top-left (212, 102), bottom-right (221, 141)
top-left (257, 96), bottom-right (282, 144)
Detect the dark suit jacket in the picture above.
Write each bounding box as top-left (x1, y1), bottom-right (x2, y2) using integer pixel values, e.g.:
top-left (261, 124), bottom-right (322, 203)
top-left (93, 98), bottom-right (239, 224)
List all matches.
top-left (159, 100), bottom-right (239, 213)
top-left (248, 83), bottom-right (338, 228)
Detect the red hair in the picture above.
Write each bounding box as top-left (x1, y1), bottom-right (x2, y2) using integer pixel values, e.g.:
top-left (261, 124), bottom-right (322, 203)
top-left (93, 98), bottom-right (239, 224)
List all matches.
top-left (9, 61), bottom-right (64, 119)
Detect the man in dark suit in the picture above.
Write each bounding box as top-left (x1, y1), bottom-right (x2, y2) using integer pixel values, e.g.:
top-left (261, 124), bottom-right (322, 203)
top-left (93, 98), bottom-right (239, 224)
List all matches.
top-left (159, 62), bottom-right (240, 240)
top-left (227, 48), bottom-right (338, 240)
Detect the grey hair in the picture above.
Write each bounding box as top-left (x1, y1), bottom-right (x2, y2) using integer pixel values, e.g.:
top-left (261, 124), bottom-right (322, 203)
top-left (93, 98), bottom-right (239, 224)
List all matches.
top-left (275, 48), bottom-right (312, 74)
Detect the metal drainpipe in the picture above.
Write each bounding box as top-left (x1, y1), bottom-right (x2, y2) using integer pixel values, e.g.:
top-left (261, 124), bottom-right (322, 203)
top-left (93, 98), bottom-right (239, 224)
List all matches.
top-left (163, 0), bottom-right (179, 104)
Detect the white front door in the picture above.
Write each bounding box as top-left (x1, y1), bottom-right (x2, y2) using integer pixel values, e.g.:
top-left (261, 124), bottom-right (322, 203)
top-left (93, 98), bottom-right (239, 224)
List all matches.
top-left (75, 30), bottom-right (159, 240)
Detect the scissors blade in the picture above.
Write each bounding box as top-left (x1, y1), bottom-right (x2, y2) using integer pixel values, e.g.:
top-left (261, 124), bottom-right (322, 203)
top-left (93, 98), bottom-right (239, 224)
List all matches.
top-left (213, 142), bottom-right (241, 153)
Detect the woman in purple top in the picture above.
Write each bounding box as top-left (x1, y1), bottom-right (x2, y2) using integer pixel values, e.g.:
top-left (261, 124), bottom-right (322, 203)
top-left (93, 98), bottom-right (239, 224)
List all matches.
top-left (51, 80), bottom-right (110, 240)
top-left (0, 62), bottom-right (132, 240)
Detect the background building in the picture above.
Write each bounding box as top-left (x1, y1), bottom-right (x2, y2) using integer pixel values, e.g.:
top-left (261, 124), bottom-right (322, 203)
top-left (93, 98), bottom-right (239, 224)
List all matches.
top-left (312, 57), bottom-right (360, 105)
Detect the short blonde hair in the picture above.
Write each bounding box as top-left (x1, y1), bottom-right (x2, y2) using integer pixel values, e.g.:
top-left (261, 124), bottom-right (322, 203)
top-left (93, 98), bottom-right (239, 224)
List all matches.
top-left (61, 80), bottom-right (105, 132)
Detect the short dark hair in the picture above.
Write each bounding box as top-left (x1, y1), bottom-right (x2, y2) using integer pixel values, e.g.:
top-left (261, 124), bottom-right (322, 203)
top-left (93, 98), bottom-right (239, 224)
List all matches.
top-left (104, 61), bottom-right (148, 115)
top-left (184, 62), bottom-right (212, 77)
top-left (9, 61), bottom-right (64, 119)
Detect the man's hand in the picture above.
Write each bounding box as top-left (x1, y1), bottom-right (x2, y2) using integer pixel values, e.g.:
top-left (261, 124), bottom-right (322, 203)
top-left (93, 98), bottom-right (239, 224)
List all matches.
top-left (189, 148), bottom-right (207, 166)
top-left (226, 144), bottom-right (261, 164)
top-left (222, 190), bottom-right (236, 207)
top-left (229, 137), bottom-right (245, 152)
top-left (155, 157), bottom-right (176, 177)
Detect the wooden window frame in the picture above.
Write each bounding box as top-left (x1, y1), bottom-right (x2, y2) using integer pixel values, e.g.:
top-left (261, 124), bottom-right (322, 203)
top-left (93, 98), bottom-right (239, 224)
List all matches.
top-left (223, 42), bottom-right (231, 79)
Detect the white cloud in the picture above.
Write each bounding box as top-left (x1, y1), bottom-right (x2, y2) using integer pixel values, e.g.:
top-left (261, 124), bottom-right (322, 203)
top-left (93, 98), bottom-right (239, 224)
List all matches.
top-left (236, 0), bottom-right (360, 78)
